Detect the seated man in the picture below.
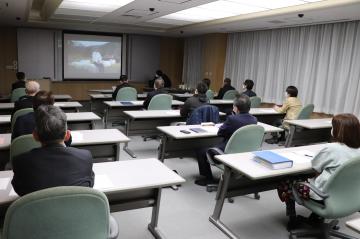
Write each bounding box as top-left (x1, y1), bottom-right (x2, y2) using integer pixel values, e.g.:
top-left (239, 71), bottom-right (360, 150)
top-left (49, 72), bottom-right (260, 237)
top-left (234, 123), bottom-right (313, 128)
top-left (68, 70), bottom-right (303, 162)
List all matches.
top-left (11, 72), bottom-right (26, 91)
top-left (12, 91), bottom-right (73, 148)
top-left (112, 75), bottom-right (130, 100)
top-left (11, 105), bottom-right (94, 196)
top-left (242, 79), bottom-right (257, 97)
top-left (180, 82), bottom-right (209, 118)
top-left (266, 85), bottom-right (302, 144)
top-left (11, 80), bottom-right (40, 118)
top-left (214, 78), bottom-right (235, 99)
top-left (143, 78), bottom-right (168, 109)
top-left (195, 94), bottom-right (257, 186)
top-left (149, 70), bottom-right (171, 88)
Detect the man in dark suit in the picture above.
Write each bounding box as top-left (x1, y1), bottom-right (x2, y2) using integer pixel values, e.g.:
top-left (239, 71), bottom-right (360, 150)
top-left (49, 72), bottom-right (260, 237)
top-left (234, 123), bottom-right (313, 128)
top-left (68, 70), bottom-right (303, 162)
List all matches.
top-left (180, 82), bottom-right (209, 118)
top-left (112, 75), bottom-right (130, 100)
top-left (11, 72), bottom-right (26, 91)
top-left (11, 105), bottom-right (94, 196)
top-left (215, 78), bottom-right (236, 99)
top-left (11, 80), bottom-right (40, 118)
top-left (143, 78), bottom-right (168, 109)
top-left (195, 94), bottom-right (257, 186)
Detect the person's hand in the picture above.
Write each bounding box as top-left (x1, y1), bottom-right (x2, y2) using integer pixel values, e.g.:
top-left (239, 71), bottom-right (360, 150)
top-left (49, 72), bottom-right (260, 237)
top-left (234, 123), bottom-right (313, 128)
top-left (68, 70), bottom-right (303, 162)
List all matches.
top-left (274, 105), bottom-right (280, 111)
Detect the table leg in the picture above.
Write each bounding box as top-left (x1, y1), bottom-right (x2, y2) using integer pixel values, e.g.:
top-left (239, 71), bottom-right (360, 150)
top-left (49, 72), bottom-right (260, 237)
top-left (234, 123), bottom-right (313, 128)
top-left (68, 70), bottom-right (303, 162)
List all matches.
top-left (116, 143), bottom-right (120, 161)
top-left (104, 106), bottom-right (109, 129)
top-left (209, 167), bottom-right (239, 239)
top-left (285, 125), bottom-right (296, 148)
top-left (123, 119), bottom-right (137, 158)
top-left (158, 135), bottom-right (167, 163)
top-left (148, 188), bottom-right (166, 239)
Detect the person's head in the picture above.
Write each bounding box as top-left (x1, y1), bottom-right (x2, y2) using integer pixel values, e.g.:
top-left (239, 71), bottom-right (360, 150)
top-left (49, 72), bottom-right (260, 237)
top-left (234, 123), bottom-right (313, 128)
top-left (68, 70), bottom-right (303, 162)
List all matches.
top-left (155, 70), bottom-right (163, 77)
top-left (286, 86), bottom-right (298, 97)
top-left (33, 105), bottom-right (70, 146)
top-left (233, 94), bottom-right (251, 114)
top-left (224, 78), bottom-right (231, 86)
top-left (202, 78), bottom-right (211, 88)
top-left (154, 78), bottom-right (164, 90)
top-left (331, 114), bottom-right (360, 148)
top-left (195, 82), bottom-right (208, 95)
top-left (243, 79), bottom-right (254, 90)
top-left (119, 75), bottom-right (128, 84)
top-left (16, 72), bottom-right (25, 81)
top-left (33, 91), bottom-right (55, 110)
top-left (25, 81), bottom-right (40, 96)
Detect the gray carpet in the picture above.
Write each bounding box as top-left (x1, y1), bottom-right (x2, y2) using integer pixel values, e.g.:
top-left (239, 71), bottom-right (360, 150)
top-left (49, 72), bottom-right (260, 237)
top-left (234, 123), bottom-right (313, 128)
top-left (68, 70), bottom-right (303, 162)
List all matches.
top-left (109, 134), bottom-right (359, 239)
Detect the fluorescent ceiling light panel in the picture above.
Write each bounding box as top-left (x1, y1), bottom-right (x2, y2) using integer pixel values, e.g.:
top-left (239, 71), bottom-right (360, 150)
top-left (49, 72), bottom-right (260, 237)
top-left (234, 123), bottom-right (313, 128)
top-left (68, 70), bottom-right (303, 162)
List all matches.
top-left (199, 1), bottom-right (268, 15)
top-left (229, 0), bottom-right (308, 9)
top-left (58, 0), bottom-right (135, 13)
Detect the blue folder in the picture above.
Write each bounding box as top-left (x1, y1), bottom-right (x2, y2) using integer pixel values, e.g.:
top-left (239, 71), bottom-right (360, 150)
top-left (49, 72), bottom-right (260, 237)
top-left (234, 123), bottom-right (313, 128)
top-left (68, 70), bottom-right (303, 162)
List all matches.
top-left (253, 151), bottom-right (293, 170)
top-left (119, 101), bottom-right (134, 105)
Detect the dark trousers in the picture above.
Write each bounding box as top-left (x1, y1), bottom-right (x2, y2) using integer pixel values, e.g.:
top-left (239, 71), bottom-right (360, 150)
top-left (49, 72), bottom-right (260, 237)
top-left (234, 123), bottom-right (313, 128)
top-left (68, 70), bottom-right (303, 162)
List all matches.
top-left (196, 148), bottom-right (213, 180)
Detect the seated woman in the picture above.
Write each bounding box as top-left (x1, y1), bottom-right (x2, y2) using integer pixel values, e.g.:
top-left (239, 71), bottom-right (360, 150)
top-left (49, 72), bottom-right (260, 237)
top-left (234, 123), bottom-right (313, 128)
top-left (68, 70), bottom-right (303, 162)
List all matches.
top-left (282, 113), bottom-right (360, 229)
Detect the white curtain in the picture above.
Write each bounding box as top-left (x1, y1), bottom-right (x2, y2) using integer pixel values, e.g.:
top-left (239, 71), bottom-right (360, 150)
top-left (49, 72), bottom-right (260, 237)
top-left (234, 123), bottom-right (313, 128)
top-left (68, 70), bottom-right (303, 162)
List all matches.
top-left (224, 21), bottom-right (360, 116)
top-left (182, 37), bottom-right (203, 89)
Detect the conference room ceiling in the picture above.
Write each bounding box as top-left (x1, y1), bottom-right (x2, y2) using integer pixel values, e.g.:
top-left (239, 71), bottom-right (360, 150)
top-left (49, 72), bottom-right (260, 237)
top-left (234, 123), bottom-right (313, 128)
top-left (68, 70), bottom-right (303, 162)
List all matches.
top-left (1, 0), bottom-right (360, 36)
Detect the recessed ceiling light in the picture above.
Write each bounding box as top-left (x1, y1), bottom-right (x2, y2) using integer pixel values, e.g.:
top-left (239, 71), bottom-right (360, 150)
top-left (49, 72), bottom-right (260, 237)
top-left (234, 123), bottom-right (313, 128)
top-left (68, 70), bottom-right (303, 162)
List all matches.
top-left (58, 0), bottom-right (135, 13)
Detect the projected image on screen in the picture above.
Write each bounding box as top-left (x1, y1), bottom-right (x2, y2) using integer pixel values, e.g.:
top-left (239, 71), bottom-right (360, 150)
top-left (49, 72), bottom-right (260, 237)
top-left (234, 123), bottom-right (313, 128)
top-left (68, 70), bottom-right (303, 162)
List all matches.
top-left (63, 33), bottom-right (122, 80)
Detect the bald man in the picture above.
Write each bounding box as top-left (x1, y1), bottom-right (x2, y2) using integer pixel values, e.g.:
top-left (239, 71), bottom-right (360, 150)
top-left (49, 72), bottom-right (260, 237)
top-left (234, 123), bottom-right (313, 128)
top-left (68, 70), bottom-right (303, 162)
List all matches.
top-left (11, 80), bottom-right (40, 118)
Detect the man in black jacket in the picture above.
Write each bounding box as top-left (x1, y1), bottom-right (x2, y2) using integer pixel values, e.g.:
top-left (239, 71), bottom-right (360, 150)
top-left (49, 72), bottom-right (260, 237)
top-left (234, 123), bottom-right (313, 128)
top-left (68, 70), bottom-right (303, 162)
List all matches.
top-left (143, 78), bottom-right (168, 109)
top-left (12, 105), bottom-right (94, 196)
top-left (215, 78), bottom-right (235, 99)
top-left (11, 72), bottom-right (26, 91)
top-left (149, 70), bottom-right (172, 88)
top-left (180, 82), bottom-right (209, 118)
top-left (11, 80), bottom-right (40, 118)
top-left (112, 75), bottom-right (130, 100)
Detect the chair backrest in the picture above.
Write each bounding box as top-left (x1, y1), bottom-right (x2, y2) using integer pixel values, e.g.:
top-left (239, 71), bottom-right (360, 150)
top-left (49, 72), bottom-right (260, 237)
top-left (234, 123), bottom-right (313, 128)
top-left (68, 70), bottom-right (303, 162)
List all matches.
top-left (250, 96), bottom-right (262, 108)
top-left (296, 104), bottom-right (314, 120)
top-left (10, 134), bottom-right (41, 163)
top-left (2, 186), bottom-right (110, 239)
top-left (186, 105), bottom-right (220, 125)
top-left (320, 156), bottom-right (360, 218)
top-left (10, 88), bottom-right (26, 102)
top-left (11, 108), bottom-right (34, 132)
top-left (222, 90), bottom-right (238, 100)
top-left (116, 87), bottom-right (137, 101)
top-left (224, 124), bottom-right (265, 154)
top-left (148, 94), bottom-right (172, 110)
top-left (206, 90), bottom-right (215, 100)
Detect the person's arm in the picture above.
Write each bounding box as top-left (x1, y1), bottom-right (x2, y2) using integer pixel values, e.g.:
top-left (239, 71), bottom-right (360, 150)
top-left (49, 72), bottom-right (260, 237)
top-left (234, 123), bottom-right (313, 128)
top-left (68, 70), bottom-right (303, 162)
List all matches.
top-left (217, 116), bottom-right (234, 139)
top-left (311, 147), bottom-right (336, 176)
top-left (180, 99), bottom-right (191, 117)
top-left (215, 88), bottom-right (224, 99)
top-left (112, 86), bottom-right (119, 100)
top-left (143, 94), bottom-right (152, 109)
top-left (274, 99), bottom-right (289, 113)
top-left (11, 156), bottom-right (27, 196)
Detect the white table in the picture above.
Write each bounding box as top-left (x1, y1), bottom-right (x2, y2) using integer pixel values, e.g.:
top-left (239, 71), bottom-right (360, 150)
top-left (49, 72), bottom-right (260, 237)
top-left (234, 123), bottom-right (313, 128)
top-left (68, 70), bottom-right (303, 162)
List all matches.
top-left (284, 118), bottom-right (332, 147)
top-left (0, 129), bottom-right (130, 164)
top-left (53, 94), bottom-right (72, 101)
top-left (157, 122), bottom-right (284, 162)
top-left (103, 100), bottom-right (184, 128)
top-left (346, 218), bottom-right (360, 233)
top-left (0, 115), bottom-right (11, 133)
top-left (0, 158), bottom-right (185, 239)
top-left (172, 93), bottom-right (193, 101)
top-left (88, 89), bottom-right (114, 94)
top-left (210, 143), bottom-right (329, 239)
top-left (0, 102), bottom-right (83, 114)
top-left (89, 93), bottom-right (148, 112)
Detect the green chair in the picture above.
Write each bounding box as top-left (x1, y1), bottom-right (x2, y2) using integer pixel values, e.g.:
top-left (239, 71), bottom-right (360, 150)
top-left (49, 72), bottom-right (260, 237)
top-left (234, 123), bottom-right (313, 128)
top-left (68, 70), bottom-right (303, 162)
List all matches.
top-left (148, 94), bottom-right (172, 110)
top-left (10, 88), bottom-right (26, 102)
top-left (206, 124), bottom-right (265, 196)
top-left (250, 96), bottom-right (262, 108)
top-left (10, 134), bottom-right (41, 164)
top-left (290, 156), bottom-right (360, 239)
top-left (115, 87), bottom-right (137, 101)
top-left (11, 108), bottom-right (34, 132)
top-left (222, 90), bottom-right (238, 100)
top-left (206, 90), bottom-right (215, 100)
top-left (2, 186), bottom-right (118, 239)
top-left (296, 103), bottom-right (315, 119)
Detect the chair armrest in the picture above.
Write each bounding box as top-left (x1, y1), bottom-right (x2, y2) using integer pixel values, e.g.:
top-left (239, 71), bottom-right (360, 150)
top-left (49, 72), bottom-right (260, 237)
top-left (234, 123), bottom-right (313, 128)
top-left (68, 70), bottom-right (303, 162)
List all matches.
top-left (108, 215), bottom-right (119, 239)
top-left (292, 182), bottom-right (329, 206)
top-left (206, 147), bottom-right (224, 166)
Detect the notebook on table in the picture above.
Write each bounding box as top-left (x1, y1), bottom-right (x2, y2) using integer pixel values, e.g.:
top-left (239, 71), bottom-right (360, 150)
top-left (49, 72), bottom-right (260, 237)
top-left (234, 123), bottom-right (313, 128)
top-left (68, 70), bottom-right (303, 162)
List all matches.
top-left (119, 101), bottom-right (134, 105)
top-left (253, 151), bottom-right (293, 170)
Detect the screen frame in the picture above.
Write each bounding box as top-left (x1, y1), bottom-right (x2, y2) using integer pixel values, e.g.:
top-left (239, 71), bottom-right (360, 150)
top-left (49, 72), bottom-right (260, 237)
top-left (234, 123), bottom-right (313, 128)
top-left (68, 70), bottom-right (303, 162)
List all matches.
top-left (62, 30), bottom-right (123, 81)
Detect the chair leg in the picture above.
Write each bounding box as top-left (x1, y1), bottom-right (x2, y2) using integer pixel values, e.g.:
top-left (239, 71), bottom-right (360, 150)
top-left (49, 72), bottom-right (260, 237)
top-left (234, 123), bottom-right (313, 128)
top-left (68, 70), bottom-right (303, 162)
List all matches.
top-left (254, 192), bottom-right (260, 200)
